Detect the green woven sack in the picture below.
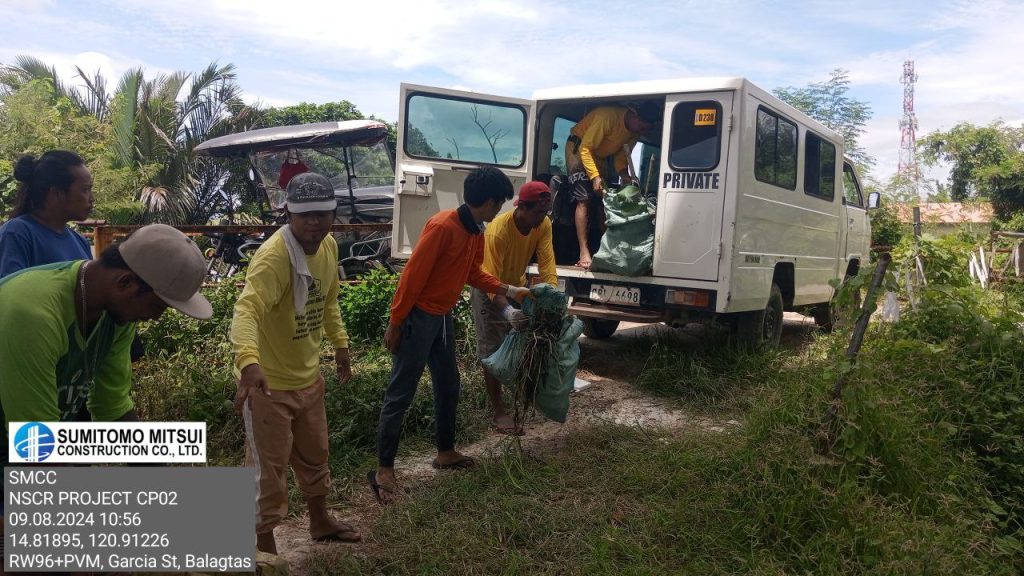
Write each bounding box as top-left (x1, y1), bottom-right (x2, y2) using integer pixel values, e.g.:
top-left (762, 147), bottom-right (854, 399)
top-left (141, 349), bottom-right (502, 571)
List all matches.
top-left (591, 185), bottom-right (654, 276)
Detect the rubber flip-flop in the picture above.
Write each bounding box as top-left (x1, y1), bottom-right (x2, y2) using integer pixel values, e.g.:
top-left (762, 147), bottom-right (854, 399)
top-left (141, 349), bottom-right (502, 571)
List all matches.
top-left (367, 470), bottom-right (406, 504)
top-left (431, 455), bottom-right (477, 470)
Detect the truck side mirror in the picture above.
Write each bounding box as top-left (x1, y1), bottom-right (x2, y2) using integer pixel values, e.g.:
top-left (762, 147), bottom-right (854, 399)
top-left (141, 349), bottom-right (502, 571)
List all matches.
top-left (867, 191), bottom-right (881, 209)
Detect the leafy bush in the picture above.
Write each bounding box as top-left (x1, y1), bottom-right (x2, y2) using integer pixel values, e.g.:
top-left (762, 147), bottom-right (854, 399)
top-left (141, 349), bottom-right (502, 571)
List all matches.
top-left (135, 274), bottom-right (491, 476)
top-left (134, 280), bottom-right (243, 463)
top-left (869, 201), bottom-right (905, 248)
top-left (994, 210), bottom-right (1024, 233)
top-left (338, 267), bottom-right (397, 342)
top-left (891, 232), bottom-right (977, 288)
top-left (884, 284), bottom-right (1024, 541)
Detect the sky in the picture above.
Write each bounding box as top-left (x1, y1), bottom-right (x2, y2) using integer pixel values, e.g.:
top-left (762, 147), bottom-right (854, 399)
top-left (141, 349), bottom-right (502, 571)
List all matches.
top-left (2, 0), bottom-right (1024, 188)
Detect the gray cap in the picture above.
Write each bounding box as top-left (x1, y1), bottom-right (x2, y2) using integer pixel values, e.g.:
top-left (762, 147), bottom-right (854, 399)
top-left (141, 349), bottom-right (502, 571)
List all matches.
top-left (286, 172), bottom-right (337, 213)
top-left (118, 224), bottom-right (213, 320)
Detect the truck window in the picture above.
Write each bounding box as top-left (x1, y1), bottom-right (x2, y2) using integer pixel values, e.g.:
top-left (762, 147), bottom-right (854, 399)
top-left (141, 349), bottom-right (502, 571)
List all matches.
top-left (804, 132), bottom-right (836, 201)
top-left (842, 163), bottom-right (863, 207)
top-left (754, 107), bottom-right (797, 190)
top-left (404, 94), bottom-right (526, 167)
top-left (548, 116), bottom-right (575, 176)
top-left (669, 101), bottom-right (721, 171)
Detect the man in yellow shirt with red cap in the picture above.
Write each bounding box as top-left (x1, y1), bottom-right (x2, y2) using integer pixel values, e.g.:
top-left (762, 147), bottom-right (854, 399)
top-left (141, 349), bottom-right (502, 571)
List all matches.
top-left (472, 180), bottom-right (557, 434)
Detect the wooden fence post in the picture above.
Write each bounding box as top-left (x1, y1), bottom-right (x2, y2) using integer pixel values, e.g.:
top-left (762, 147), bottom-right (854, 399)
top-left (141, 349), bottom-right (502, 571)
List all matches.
top-left (818, 252), bottom-right (892, 454)
top-left (93, 225), bottom-right (115, 258)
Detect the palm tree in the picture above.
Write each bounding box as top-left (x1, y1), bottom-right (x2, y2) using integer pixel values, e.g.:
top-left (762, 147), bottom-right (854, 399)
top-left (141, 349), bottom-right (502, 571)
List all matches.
top-left (107, 63), bottom-right (262, 223)
top-left (2, 57), bottom-right (262, 224)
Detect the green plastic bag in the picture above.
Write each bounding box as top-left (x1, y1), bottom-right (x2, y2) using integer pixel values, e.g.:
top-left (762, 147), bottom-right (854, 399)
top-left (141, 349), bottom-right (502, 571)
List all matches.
top-left (591, 185), bottom-right (655, 276)
top-left (481, 284), bottom-right (583, 423)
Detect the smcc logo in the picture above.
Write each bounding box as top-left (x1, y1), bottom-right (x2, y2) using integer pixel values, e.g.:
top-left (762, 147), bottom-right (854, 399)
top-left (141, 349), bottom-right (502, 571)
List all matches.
top-left (14, 422), bottom-right (56, 462)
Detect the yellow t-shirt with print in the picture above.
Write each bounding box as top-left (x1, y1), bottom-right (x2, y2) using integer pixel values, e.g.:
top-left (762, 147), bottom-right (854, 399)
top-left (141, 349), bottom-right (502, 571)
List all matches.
top-left (230, 229), bottom-right (349, 391)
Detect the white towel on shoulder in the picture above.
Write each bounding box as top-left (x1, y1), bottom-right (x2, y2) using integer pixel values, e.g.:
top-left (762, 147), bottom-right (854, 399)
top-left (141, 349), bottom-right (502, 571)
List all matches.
top-left (281, 225), bottom-right (313, 315)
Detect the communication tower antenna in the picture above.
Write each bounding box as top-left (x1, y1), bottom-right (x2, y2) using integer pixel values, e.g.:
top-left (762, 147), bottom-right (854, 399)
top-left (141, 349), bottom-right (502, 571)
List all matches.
top-left (898, 60), bottom-right (922, 197)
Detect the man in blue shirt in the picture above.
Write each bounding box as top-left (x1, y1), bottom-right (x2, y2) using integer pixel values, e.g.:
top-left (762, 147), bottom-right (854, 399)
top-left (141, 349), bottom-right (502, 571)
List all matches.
top-left (0, 151), bottom-right (93, 278)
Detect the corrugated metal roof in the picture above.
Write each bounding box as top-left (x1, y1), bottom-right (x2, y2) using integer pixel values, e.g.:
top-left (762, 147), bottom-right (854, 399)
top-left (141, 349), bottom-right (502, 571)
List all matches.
top-left (895, 202), bottom-right (994, 224)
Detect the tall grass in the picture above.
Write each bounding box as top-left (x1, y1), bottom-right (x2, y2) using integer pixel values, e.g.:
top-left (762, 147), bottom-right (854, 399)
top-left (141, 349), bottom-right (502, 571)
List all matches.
top-left (133, 279), bottom-right (491, 483)
top-left (306, 282), bottom-right (1023, 574)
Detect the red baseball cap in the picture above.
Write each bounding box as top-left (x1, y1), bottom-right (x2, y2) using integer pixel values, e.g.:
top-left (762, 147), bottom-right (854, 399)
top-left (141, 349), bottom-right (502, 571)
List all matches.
top-left (515, 180), bottom-right (551, 205)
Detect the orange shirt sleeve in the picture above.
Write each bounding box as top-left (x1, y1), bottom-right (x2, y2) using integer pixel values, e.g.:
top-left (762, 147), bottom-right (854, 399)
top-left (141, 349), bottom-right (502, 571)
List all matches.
top-left (389, 218), bottom-right (447, 326)
top-left (467, 236), bottom-right (504, 293)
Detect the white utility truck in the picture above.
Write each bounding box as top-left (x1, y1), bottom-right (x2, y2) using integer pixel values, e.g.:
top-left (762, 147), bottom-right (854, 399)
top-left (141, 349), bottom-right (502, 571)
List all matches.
top-left (391, 77), bottom-right (878, 347)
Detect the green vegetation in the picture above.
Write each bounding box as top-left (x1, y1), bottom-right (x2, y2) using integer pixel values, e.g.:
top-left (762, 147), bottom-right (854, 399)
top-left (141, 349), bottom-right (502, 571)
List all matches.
top-left (0, 54), bottom-right (386, 224)
top-left (131, 241), bottom-right (1023, 574)
top-left (133, 271), bottom-right (489, 484)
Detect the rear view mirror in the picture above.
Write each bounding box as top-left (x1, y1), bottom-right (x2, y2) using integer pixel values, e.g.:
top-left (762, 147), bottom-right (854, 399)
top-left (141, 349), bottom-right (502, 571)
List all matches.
top-left (867, 191), bottom-right (881, 209)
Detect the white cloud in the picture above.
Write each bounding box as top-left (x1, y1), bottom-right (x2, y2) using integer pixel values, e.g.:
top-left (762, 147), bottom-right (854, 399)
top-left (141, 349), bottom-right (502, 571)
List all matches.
top-left (6, 0), bottom-right (1024, 189)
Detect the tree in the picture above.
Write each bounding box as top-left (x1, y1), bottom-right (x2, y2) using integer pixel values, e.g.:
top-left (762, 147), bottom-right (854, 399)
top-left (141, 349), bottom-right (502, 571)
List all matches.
top-left (918, 121), bottom-right (1023, 202)
top-left (470, 104), bottom-right (508, 164)
top-left (0, 78), bottom-right (144, 222)
top-left (981, 151), bottom-right (1024, 220)
top-left (774, 69), bottom-right (874, 170)
top-left (2, 56), bottom-right (261, 224)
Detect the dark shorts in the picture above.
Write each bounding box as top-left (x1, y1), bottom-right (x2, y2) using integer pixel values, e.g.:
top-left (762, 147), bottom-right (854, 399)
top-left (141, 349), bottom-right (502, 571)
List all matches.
top-left (567, 166), bottom-right (594, 203)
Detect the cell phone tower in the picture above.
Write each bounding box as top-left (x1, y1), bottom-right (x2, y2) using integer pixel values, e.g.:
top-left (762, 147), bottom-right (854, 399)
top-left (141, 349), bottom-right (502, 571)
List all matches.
top-left (898, 60), bottom-right (922, 196)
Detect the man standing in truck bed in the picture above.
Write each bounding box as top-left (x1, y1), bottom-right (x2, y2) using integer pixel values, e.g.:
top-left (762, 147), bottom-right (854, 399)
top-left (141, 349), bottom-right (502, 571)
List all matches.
top-left (565, 102), bottom-right (659, 268)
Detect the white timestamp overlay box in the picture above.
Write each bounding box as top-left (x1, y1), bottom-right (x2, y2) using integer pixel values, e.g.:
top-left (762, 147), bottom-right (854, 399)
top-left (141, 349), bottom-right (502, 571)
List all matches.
top-left (4, 467), bottom-right (255, 572)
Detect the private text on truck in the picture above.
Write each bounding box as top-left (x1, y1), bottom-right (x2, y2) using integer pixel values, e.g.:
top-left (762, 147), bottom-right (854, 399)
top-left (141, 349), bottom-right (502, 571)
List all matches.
top-left (391, 77), bottom-right (879, 347)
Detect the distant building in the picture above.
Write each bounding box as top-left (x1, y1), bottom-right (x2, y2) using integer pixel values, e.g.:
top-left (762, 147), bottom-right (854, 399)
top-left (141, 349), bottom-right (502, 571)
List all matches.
top-left (894, 202), bottom-right (994, 236)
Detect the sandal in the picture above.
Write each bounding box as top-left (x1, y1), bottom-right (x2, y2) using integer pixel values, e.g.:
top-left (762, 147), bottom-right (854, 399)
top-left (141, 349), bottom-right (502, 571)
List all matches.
top-left (431, 455), bottom-right (477, 470)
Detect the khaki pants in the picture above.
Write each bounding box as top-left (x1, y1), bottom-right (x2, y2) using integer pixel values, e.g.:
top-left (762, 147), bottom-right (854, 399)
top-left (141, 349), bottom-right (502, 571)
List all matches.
top-left (243, 376), bottom-right (330, 534)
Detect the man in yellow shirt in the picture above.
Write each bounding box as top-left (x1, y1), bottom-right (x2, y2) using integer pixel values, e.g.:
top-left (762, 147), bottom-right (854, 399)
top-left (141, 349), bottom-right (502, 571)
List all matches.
top-left (566, 102), bottom-right (659, 268)
top-left (472, 180), bottom-right (557, 434)
top-left (230, 172), bottom-right (359, 554)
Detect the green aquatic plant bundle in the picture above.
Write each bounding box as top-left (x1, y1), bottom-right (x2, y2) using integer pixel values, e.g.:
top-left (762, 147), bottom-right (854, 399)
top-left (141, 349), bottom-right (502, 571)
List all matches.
top-left (482, 284), bottom-right (584, 428)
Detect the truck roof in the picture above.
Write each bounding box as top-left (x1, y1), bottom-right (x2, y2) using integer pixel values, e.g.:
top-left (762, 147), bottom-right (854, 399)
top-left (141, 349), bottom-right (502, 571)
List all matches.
top-left (532, 76), bottom-right (842, 147)
top-left (532, 76), bottom-right (749, 100)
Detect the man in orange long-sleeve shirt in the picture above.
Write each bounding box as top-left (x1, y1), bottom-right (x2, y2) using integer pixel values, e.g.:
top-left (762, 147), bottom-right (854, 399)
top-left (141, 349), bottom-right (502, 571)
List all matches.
top-left (369, 167), bottom-right (531, 504)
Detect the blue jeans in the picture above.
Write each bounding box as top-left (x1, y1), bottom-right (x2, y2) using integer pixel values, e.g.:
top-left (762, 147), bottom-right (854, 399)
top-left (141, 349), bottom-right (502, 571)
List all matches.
top-left (376, 308), bottom-right (460, 467)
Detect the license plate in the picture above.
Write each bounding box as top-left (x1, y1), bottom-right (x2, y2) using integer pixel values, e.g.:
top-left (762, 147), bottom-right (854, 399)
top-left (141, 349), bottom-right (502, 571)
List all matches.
top-left (589, 284), bottom-right (641, 306)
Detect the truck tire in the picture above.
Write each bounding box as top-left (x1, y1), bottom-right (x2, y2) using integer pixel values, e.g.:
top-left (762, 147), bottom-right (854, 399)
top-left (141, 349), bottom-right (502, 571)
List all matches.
top-left (582, 318), bottom-right (619, 339)
top-left (735, 283), bottom-right (784, 349)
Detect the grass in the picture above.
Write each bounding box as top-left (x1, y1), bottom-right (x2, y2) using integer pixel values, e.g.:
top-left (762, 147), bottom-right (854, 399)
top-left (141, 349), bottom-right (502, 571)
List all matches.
top-left (302, 319), bottom-right (1022, 575)
top-left (130, 278), bottom-right (1024, 573)
top-left (309, 424), bottom-right (1014, 575)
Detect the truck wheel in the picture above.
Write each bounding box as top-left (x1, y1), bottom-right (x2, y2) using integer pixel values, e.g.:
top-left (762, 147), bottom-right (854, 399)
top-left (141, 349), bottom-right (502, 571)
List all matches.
top-left (735, 283), bottom-right (784, 349)
top-left (582, 318), bottom-right (619, 339)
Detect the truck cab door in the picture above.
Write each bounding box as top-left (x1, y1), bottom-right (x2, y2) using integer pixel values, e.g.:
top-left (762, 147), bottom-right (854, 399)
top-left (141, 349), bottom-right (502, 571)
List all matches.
top-left (392, 84), bottom-right (534, 257)
top-left (841, 161), bottom-right (869, 267)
